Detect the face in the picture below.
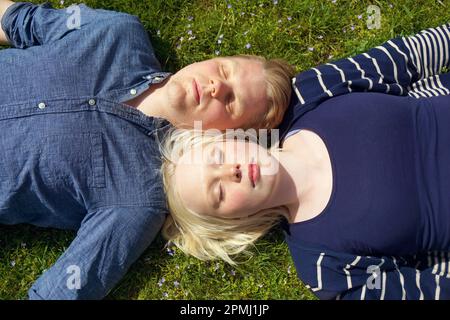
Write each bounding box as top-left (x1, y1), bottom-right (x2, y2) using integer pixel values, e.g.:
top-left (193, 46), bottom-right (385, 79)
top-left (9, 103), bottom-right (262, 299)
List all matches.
top-left (174, 139), bottom-right (280, 219)
top-left (165, 57), bottom-right (268, 130)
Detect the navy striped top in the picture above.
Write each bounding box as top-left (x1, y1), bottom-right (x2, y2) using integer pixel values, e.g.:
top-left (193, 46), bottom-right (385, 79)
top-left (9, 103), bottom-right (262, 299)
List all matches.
top-left (280, 23), bottom-right (450, 300)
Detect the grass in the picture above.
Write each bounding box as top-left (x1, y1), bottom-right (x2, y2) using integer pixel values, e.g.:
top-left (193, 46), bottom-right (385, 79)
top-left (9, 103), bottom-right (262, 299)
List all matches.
top-left (1, 0), bottom-right (450, 300)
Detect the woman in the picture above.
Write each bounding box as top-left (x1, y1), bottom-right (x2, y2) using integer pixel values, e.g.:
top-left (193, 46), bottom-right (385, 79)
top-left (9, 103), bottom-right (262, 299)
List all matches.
top-left (161, 23), bottom-right (450, 300)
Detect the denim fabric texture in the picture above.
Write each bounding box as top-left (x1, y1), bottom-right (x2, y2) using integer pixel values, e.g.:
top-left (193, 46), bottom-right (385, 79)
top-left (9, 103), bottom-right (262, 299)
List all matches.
top-left (0, 2), bottom-right (172, 299)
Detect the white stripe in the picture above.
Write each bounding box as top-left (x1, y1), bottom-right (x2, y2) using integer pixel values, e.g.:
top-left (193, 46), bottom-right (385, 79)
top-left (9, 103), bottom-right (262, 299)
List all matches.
top-left (392, 257), bottom-right (406, 300)
top-left (435, 275), bottom-right (441, 300)
top-left (291, 77), bottom-right (305, 105)
top-left (310, 253), bottom-right (324, 292)
top-left (344, 256), bottom-right (361, 289)
top-left (440, 252), bottom-right (447, 277)
top-left (348, 57), bottom-right (373, 90)
top-left (421, 30), bottom-right (439, 75)
top-left (428, 76), bottom-right (447, 95)
top-left (402, 37), bottom-right (419, 75)
top-left (432, 251), bottom-right (440, 274)
top-left (326, 63), bottom-right (346, 82)
top-left (427, 29), bottom-right (444, 73)
top-left (414, 81), bottom-right (433, 97)
top-left (380, 271), bottom-right (387, 300)
top-left (312, 68), bottom-right (333, 97)
top-left (410, 36), bottom-right (425, 79)
top-left (446, 252), bottom-right (450, 278)
top-left (375, 45), bottom-right (402, 94)
top-left (408, 91), bottom-right (420, 98)
top-left (422, 78), bottom-right (440, 96)
top-left (416, 33), bottom-right (431, 78)
top-left (435, 74), bottom-right (450, 94)
top-left (405, 36), bottom-right (423, 79)
top-left (360, 285), bottom-right (367, 300)
top-left (348, 80), bottom-right (353, 93)
top-left (416, 270), bottom-right (424, 300)
top-left (387, 40), bottom-right (413, 83)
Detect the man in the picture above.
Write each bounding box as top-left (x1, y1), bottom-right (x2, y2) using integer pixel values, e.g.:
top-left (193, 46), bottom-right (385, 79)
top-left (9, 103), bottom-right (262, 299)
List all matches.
top-left (0, 1), bottom-right (294, 299)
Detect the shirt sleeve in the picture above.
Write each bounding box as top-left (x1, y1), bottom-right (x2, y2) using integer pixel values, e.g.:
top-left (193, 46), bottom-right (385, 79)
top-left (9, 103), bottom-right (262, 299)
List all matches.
top-left (0, 1), bottom-right (135, 49)
top-left (335, 253), bottom-right (450, 300)
top-left (292, 23), bottom-right (450, 106)
top-left (27, 205), bottom-right (167, 300)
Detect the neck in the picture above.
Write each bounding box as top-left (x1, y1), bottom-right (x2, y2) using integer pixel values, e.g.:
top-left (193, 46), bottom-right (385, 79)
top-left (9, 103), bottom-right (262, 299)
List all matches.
top-left (263, 142), bottom-right (321, 221)
top-left (136, 79), bottom-right (171, 121)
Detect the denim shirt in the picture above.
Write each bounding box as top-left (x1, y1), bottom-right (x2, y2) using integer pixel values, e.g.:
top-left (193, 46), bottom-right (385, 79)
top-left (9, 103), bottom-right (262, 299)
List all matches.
top-left (0, 2), bottom-right (172, 299)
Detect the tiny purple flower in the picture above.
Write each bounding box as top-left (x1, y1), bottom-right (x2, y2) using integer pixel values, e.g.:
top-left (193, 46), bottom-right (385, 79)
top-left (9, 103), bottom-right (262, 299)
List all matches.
top-left (163, 292), bottom-right (168, 298)
top-left (158, 277), bottom-right (166, 287)
top-left (230, 269), bottom-right (236, 276)
top-left (357, 14), bottom-right (363, 20)
top-left (350, 25), bottom-right (355, 31)
top-left (174, 281), bottom-right (180, 288)
top-left (187, 30), bottom-right (193, 35)
top-left (227, 4), bottom-right (232, 9)
top-left (287, 16), bottom-right (292, 21)
top-left (245, 43), bottom-right (251, 49)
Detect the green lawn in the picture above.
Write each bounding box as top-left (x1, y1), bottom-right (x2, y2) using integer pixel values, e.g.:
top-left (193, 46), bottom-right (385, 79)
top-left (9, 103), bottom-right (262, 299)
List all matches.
top-left (1, 0), bottom-right (450, 300)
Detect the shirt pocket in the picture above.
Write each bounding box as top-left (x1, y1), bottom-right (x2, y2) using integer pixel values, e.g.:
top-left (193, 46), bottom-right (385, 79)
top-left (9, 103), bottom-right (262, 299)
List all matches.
top-left (39, 132), bottom-right (106, 189)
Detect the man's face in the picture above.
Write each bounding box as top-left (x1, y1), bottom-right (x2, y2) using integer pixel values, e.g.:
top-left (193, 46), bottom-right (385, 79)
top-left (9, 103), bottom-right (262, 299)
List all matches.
top-left (165, 57), bottom-right (268, 130)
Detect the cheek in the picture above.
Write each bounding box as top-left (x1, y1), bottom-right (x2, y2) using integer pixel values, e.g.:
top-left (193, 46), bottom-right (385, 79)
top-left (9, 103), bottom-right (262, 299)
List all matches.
top-left (225, 188), bottom-right (253, 213)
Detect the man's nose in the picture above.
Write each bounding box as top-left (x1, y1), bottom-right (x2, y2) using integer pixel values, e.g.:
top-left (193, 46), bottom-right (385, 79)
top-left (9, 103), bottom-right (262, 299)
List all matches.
top-left (219, 164), bottom-right (242, 182)
top-left (209, 79), bottom-right (228, 99)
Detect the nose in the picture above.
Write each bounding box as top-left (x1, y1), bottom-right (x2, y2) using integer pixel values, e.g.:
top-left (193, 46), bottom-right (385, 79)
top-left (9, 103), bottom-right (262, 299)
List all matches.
top-left (219, 164), bottom-right (241, 182)
top-left (209, 79), bottom-right (228, 99)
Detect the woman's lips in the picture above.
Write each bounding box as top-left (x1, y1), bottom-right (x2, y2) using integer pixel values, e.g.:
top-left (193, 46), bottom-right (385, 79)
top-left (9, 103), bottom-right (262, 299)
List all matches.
top-left (192, 79), bottom-right (201, 104)
top-left (248, 163), bottom-right (260, 187)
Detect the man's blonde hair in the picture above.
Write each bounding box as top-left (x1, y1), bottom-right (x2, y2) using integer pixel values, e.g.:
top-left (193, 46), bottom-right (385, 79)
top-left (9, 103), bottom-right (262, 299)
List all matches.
top-left (159, 129), bottom-right (290, 265)
top-left (233, 55), bottom-right (296, 129)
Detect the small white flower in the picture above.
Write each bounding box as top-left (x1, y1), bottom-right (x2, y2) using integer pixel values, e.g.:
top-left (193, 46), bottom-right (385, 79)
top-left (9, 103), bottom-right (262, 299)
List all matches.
top-left (245, 43), bottom-right (251, 49)
top-left (10, 260), bottom-right (16, 267)
top-left (174, 281), bottom-right (180, 287)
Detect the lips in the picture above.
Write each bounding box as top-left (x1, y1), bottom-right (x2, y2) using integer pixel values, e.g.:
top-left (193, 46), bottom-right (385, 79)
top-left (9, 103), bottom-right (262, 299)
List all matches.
top-left (192, 79), bottom-right (201, 104)
top-left (248, 163), bottom-right (260, 187)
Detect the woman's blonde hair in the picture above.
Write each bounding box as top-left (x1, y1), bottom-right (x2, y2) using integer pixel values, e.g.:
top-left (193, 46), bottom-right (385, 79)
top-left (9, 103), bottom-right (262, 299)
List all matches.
top-left (233, 55), bottom-right (296, 129)
top-left (159, 128), bottom-right (290, 265)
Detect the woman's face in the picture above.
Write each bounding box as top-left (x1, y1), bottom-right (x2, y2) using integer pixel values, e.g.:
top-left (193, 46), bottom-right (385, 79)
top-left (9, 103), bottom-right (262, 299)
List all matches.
top-left (174, 139), bottom-right (279, 218)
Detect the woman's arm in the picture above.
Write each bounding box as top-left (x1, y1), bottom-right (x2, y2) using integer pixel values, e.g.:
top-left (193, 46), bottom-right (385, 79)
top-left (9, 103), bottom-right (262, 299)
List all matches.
top-left (0, 0), bottom-right (15, 45)
top-left (291, 23), bottom-right (450, 107)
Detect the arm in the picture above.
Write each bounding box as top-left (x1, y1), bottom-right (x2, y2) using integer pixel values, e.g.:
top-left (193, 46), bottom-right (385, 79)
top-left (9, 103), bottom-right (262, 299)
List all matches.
top-left (298, 250), bottom-right (450, 300)
top-left (28, 205), bottom-right (166, 299)
top-left (292, 23), bottom-right (450, 106)
top-left (0, 1), bottom-right (139, 49)
top-left (0, 0), bottom-right (14, 45)
top-left (336, 253), bottom-right (450, 300)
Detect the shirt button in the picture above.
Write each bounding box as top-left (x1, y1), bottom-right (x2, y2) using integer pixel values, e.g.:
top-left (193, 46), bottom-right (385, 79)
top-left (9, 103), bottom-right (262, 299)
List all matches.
top-left (130, 89), bottom-right (137, 95)
top-left (88, 99), bottom-right (96, 106)
top-left (38, 102), bottom-right (46, 109)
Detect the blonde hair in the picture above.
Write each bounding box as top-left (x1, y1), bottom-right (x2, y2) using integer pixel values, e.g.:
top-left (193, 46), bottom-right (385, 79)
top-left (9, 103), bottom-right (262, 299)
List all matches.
top-left (232, 55), bottom-right (296, 130)
top-left (159, 128), bottom-right (290, 265)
